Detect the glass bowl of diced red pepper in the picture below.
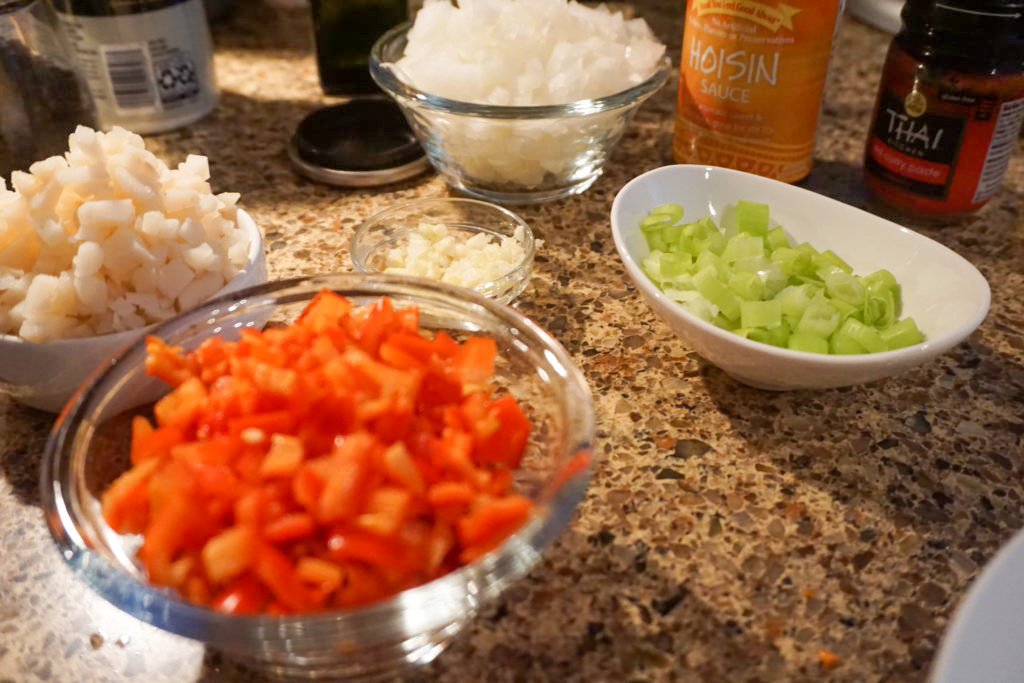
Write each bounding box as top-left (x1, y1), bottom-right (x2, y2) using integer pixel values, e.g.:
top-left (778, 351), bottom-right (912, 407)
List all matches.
top-left (41, 272), bottom-right (594, 679)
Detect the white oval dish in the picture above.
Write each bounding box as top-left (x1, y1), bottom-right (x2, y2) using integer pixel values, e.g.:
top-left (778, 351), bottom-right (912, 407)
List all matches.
top-left (931, 529), bottom-right (1024, 683)
top-left (0, 209), bottom-right (267, 412)
top-left (610, 165), bottom-right (991, 390)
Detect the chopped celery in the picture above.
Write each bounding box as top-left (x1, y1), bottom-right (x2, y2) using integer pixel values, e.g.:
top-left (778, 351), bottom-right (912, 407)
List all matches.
top-left (696, 250), bottom-right (729, 280)
top-left (863, 268), bottom-right (899, 289)
top-left (864, 268), bottom-right (902, 312)
top-left (712, 313), bottom-right (740, 330)
top-left (776, 284), bottom-right (817, 319)
top-left (663, 286), bottom-right (701, 305)
top-left (828, 296), bottom-right (859, 321)
top-left (731, 254), bottom-right (771, 274)
top-left (766, 226), bottom-right (790, 252)
top-left (748, 320), bottom-right (791, 347)
top-left (829, 326), bottom-right (866, 354)
top-left (701, 229), bottom-right (727, 256)
top-left (641, 251), bottom-right (664, 281)
top-left (660, 252), bottom-right (692, 278)
top-left (677, 236), bottom-right (701, 257)
top-left (795, 242), bottom-right (820, 259)
top-left (815, 264), bottom-right (845, 281)
top-left (834, 318), bottom-right (886, 354)
top-left (647, 230), bottom-right (668, 252)
top-left (772, 247), bottom-right (812, 276)
top-left (661, 223), bottom-right (682, 244)
top-left (684, 217), bottom-right (713, 241)
top-left (693, 265), bottom-right (741, 321)
top-left (788, 332), bottom-right (829, 354)
top-left (681, 217), bottom-right (724, 254)
top-left (741, 299), bottom-right (782, 329)
top-left (880, 317), bottom-right (924, 349)
top-left (824, 270), bottom-right (865, 306)
top-left (862, 284), bottom-right (897, 330)
top-left (637, 201), bottom-right (923, 355)
top-left (815, 249), bottom-right (853, 273)
top-left (720, 204), bottom-right (738, 236)
top-left (678, 295), bottom-right (716, 322)
top-left (722, 233), bottom-right (765, 263)
top-left (729, 271), bottom-right (764, 301)
top-left (759, 262), bottom-right (790, 299)
top-left (649, 203), bottom-right (684, 223)
top-left (736, 200), bottom-right (770, 236)
top-left (641, 214), bottom-right (674, 232)
top-left (797, 296), bottom-right (841, 338)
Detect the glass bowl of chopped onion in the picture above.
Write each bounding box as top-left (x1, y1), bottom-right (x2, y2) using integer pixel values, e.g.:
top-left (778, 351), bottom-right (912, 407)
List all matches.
top-left (351, 197), bottom-right (536, 304)
top-left (370, 15), bottom-right (671, 204)
top-left (41, 272), bottom-right (594, 679)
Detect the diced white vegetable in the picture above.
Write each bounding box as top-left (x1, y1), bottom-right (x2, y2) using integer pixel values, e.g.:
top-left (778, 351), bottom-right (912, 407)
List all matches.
top-left (76, 199), bottom-right (136, 242)
top-left (0, 126), bottom-right (252, 341)
top-left (157, 257), bottom-right (195, 300)
top-left (179, 216), bottom-right (205, 246)
top-left (74, 273), bottom-right (108, 312)
top-left (184, 243), bottom-right (218, 272)
top-left (162, 187), bottom-right (200, 216)
top-left (177, 270), bottom-right (224, 311)
top-left (179, 154), bottom-right (210, 181)
top-left (393, 0), bottom-right (665, 188)
top-left (382, 221), bottom-right (529, 293)
top-left (36, 219), bottom-right (69, 248)
top-left (29, 156), bottom-right (68, 182)
top-left (112, 165), bottom-right (156, 204)
top-left (131, 264), bottom-right (158, 294)
top-left (72, 241), bottom-right (104, 276)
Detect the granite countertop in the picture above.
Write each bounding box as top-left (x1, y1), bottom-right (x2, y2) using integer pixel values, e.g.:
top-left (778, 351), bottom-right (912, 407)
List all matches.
top-left (2, 3), bottom-right (1023, 682)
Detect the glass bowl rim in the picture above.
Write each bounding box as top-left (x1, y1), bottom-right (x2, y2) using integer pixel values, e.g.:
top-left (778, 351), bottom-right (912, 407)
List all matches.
top-left (40, 272), bottom-right (595, 640)
top-left (349, 197), bottom-right (536, 293)
top-left (369, 22), bottom-right (672, 120)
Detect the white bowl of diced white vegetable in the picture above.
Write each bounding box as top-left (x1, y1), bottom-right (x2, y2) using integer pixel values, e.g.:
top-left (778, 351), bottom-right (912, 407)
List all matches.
top-left (0, 210), bottom-right (265, 412)
top-left (610, 164), bottom-right (991, 390)
top-left (0, 126), bottom-right (267, 412)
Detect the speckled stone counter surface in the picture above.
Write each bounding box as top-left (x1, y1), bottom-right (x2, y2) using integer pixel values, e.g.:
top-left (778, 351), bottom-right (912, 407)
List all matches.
top-left (2, 4), bottom-right (1023, 682)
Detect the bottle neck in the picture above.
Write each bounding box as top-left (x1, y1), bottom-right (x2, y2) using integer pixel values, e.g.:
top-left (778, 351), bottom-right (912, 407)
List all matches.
top-left (905, 19), bottom-right (1024, 74)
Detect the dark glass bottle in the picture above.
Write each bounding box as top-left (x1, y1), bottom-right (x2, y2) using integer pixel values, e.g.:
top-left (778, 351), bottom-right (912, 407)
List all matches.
top-left (310, 0), bottom-right (406, 96)
top-left (863, 0), bottom-right (1024, 220)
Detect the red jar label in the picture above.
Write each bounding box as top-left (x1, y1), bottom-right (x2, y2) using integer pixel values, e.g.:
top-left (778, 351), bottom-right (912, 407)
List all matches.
top-left (865, 46), bottom-right (1024, 217)
top-left (866, 89), bottom-right (967, 199)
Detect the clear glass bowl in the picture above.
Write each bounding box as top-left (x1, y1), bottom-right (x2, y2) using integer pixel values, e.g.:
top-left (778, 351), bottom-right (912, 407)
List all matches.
top-left (369, 24), bottom-right (671, 205)
top-left (41, 273), bottom-right (594, 680)
top-left (350, 198), bottom-right (535, 305)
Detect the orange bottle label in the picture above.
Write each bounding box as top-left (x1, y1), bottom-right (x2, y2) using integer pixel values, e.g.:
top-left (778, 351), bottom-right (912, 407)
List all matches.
top-left (673, 0), bottom-right (842, 182)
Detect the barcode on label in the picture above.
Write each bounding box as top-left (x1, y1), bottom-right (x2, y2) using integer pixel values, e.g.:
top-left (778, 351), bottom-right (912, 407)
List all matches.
top-left (973, 97), bottom-right (1024, 203)
top-left (100, 44), bottom-right (156, 111)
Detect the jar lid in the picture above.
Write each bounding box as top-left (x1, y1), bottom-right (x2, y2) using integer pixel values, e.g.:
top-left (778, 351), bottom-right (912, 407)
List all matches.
top-left (900, 0), bottom-right (1024, 72)
top-left (288, 97), bottom-right (429, 188)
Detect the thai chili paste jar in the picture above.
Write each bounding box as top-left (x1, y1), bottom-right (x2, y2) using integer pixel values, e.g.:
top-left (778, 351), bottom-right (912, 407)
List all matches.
top-left (863, 0), bottom-right (1024, 220)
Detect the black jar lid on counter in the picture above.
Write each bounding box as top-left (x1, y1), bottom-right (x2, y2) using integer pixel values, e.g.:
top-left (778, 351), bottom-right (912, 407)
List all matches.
top-left (288, 97), bottom-right (429, 188)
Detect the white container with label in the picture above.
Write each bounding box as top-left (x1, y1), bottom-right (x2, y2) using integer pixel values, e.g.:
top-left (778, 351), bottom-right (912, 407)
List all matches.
top-left (54, 0), bottom-right (217, 134)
